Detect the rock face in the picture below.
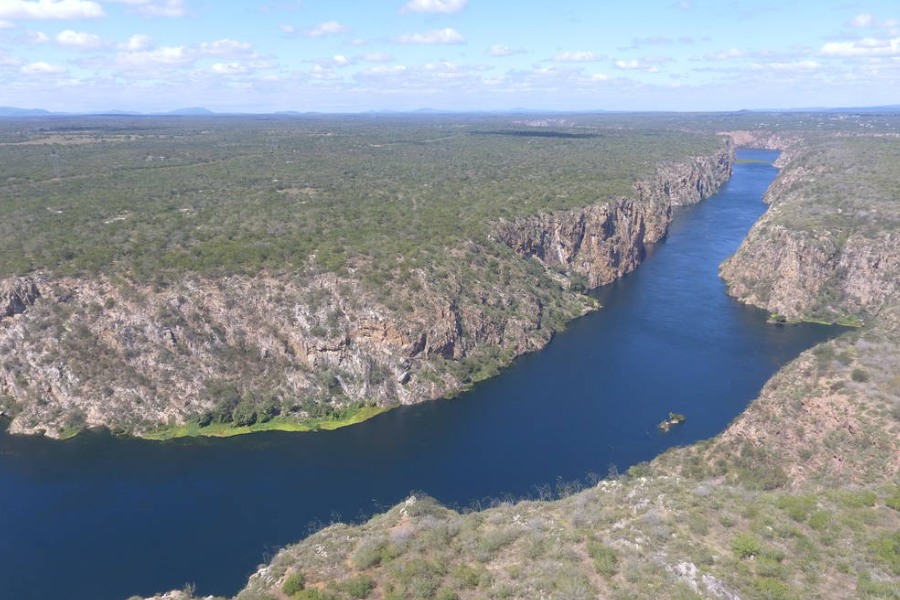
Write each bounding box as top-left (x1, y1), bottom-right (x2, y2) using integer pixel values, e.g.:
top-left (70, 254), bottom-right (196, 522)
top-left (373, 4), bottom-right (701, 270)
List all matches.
top-left (1, 276), bottom-right (42, 320)
top-left (720, 136), bottom-right (900, 324)
top-left (0, 145), bottom-right (733, 438)
top-left (494, 146), bottom-right (733, 288)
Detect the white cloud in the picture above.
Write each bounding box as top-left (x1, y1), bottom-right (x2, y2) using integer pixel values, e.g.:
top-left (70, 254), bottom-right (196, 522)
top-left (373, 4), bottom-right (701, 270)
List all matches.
top-left (116, 45), bottom-right (191, 68)
top-left (401, 0), bottom-right (467, 14)
top-left (301, 20), bottom-right (348, 37)
top-left (394, 27), bottom-right (464, 44)
top-left (212, 62), bottom-right (247, 74)
top-left (137, 0), bottom-right (186, 18)
top-left (0, 0), bottom-right (104, 20)
top-left (197, 38), bottom-right (253, 56)
top-left (850, 13), bottom-right (874, 28)
top-left (614, 57), bottom-right (668, 72)
top-left (120, 33), bottom-right (152, 51)
top-left (56, 28), bottom-right (101, 48)
top-left (553, 51), bottom-right (602, 62)
top-left (820, 37), bottom-right (900, 57)
top-left (751, 60), bottom-right (819, 71)
top-left (615, 59), bottom-right (641, 70)
top-left (489, 44), bottom-right (525, 57)
top-left (363, 64), bottom-right (407, 75)
top-left (21, 60), bottom-right (65, 73)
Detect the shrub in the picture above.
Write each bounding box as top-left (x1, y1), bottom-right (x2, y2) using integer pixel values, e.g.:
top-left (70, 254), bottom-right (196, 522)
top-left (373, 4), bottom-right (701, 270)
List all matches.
top-left (885, 489), bottom-right (900, 511)
top-left (869, 532), bottom-right (900, 575)
top-left (282, 572), bottom-right (306, 596)
top-left (587, 540), bottom-right (618, 577)
top-left (732, 533), bottom-right (762, 559)
top-left (341, 575), bottom-right (375, 599)
top-left (851, 368), bottom-right (870, 382)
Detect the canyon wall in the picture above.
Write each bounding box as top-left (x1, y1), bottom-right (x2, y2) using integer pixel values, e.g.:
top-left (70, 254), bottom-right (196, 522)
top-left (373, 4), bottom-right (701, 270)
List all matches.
top-left (719, 135), bottom-right (900, 325)
top-left (0, 145), bottom-right (733, 438)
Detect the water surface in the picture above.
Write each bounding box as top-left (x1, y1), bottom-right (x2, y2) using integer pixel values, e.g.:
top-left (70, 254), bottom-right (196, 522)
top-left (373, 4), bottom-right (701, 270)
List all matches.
top-left (0, 150), bottom-right (841, 599)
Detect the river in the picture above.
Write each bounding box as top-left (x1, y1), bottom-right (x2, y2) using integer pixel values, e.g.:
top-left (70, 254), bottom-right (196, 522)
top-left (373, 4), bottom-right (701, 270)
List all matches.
top-left (0, 149), bottom-right (842, 600)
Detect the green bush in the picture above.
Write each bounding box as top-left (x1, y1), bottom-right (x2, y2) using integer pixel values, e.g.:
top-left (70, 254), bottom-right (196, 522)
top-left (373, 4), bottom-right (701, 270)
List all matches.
top-left (885, 489), bottom-right (900, 511)
top-left (869, 532), bottom-right (900, 575)
top-left (587, 540), bottom-right (618, 577)
top-left (282, 572), bottom-right (306, 596)
top-left (732, 533), bottom-right (762, 559)
top-left (851, 368), bottom-right (870, 382)
top-left (341, 575), bottom-right (375, 599)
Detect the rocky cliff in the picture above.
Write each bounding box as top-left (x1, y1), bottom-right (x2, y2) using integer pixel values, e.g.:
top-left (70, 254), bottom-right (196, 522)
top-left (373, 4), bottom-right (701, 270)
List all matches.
top-left (720, 135), bottom-right (900, 324)
top-left (494, 146), bottom-right (733, 288)
top-left (0, 145), bottom-right (733, 438)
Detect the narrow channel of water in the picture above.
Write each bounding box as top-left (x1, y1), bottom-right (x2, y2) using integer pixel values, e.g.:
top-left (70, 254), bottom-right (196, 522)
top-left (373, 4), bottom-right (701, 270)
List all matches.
top-left (0, 150), bottom-right (842, 600)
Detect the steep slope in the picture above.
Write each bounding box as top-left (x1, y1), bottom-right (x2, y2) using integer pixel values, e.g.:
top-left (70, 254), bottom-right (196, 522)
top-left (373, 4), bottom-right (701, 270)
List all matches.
top-left (0, 120), bottom-right (732, 438)
top-left (138, 126), bottom-right (900, 600)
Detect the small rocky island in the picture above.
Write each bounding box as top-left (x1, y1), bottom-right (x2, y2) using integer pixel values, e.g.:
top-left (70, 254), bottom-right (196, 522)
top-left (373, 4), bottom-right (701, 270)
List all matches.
top-left (658, 411), bottom-right (686, 432)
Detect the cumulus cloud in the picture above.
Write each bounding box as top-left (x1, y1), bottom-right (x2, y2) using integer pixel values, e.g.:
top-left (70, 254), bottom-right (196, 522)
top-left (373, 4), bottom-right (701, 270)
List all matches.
top-left (110, 37), bottom-right (259, 74)
top-left (553, 51), bottom-right (603, 62)
top-left (0, 0), bottom-right (104, 20)
top-left (137, 0), bottom-right (186, 18)
top-left (489, 44), bottom-right (525, 57)
top-left (820, 37), bottom-right (900, 57)
top-left (56, 28), bottom-right (102, 48)
top-left (211, 62), bottom-right (248, 74)
top-left (115, 45), bottom-right (191, 68)
top-left (21, 60), bottom-right (66, 73)
top-left (613, 57), bottom-right (669, 72)
top-left (393, 27), bottom-right (464, 44)
top-left (120, 33), bottom-right (152, 51)
top-left (401, 0), bottom-right (467, 14)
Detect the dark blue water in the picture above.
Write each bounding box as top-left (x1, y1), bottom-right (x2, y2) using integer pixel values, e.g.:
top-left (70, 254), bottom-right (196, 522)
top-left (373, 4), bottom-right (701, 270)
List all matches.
top-left (0, 150), bottom-right (841, 600)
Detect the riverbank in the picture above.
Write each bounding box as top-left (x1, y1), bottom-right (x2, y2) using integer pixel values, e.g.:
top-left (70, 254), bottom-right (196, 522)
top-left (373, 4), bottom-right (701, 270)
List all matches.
top-left (142, 406), bottom-right (392, 441)
top-left (142, 118), bottom-right (900, 600)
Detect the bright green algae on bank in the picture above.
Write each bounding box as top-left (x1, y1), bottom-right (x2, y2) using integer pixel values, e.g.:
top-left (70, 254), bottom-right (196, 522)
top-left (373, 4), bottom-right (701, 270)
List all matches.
top-left (143, 406), bottom-right (391, 441)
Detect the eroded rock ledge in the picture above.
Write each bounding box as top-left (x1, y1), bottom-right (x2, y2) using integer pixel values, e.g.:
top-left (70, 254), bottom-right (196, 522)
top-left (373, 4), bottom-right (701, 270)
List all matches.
top-left (0, 144), bottom-right (733, 438)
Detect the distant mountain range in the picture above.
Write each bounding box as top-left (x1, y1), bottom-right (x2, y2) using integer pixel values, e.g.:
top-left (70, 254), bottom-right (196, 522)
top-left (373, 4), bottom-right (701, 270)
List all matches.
top-left (2, 105), bottom-right (900, 117)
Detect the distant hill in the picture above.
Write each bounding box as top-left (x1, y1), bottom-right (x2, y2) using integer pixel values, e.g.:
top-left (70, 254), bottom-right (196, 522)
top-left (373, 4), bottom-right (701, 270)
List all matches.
top-left (166, 107), bottom-right (216, 116)
top-left (0, 107), bottom-right (53, 116)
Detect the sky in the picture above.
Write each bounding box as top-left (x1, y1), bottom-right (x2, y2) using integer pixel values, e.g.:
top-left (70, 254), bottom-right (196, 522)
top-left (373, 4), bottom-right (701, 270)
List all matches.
top-left (0, 0), bottom-right (898, 113)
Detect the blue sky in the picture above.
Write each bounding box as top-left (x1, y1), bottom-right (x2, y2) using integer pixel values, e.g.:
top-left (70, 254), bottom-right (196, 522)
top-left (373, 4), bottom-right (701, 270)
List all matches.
top-left (0, 0), bottom-right (898, 112)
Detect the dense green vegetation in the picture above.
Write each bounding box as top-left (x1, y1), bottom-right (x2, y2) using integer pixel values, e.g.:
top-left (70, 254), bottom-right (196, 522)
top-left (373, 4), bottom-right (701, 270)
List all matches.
top-left (0, 114), bottom-right (720, 281)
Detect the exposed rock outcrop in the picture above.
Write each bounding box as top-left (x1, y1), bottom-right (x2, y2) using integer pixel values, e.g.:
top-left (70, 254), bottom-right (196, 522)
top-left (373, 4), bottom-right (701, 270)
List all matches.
top-left (0, 144), bottom-right (733, 438)
top-left (720, 136), bottom-right (900, 324)
top-left (1, 276), bottom-right (42, 320)
top-left (494, 146), bottom-right (733, 288)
